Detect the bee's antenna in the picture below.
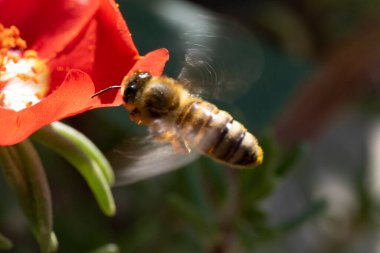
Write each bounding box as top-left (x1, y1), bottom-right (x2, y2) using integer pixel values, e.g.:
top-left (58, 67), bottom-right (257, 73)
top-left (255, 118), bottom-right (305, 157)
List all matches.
top-left (91, 85), bottom-right (122, 98)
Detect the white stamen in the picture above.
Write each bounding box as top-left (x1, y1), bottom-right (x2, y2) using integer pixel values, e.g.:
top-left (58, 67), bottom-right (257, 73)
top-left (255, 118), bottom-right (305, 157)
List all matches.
top-left (0, 52), bottom-right (48, 111)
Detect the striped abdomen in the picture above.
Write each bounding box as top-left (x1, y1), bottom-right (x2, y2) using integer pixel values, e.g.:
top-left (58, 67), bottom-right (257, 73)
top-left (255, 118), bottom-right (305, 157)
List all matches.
top-left (177, 99), bottom-right (263, 168)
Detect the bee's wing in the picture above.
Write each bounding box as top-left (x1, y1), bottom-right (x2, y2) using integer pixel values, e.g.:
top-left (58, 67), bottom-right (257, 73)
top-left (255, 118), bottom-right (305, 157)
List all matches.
top-left (112, 136), bottom-right (199, 186)
top-left (108, 6), bottom-right (263, 185)
top-left (177, 15), bottom-right (263, 102)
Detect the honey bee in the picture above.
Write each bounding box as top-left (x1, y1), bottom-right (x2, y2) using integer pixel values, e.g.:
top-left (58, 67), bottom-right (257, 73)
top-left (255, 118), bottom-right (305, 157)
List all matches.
top-left (119, 71), bottom-right (263, 168)
top-left (93, 11), bottom-right (264, 184)
top-left (93, 70), bottom-right (263, 184)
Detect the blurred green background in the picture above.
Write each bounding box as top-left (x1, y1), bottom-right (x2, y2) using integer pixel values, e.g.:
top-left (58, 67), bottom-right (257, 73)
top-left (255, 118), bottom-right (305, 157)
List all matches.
top-left (2, 0), bottom-right (380, 252)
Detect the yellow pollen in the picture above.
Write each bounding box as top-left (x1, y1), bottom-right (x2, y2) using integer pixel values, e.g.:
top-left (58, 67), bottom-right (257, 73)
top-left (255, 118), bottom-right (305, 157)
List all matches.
top-left (0, 93), bottom-right (5, 104)
top-left (8, 53), bottom-right (20, 63)
top-left (24, 50), bottom-right (37, 58)
top-left (0, 24), bottom-right (50, 111)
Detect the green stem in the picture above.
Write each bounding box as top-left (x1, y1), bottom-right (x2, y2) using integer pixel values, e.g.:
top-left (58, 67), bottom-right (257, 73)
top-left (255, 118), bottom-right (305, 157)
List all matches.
top-left (0, 233), bottom-right (12, 250)
top-left (31, 122), bottom-right (115, 216)
top-left (0, 140), bottom-right (53, 253)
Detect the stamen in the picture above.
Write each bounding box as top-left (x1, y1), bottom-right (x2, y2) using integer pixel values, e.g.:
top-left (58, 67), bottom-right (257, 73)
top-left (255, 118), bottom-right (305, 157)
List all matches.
top-left (0, 24), bottom-right (49, 111)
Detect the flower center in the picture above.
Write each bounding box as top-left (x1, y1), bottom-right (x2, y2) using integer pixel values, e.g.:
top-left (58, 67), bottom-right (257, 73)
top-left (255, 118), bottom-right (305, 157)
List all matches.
top-left (0, 24), bottom-right (49, 111)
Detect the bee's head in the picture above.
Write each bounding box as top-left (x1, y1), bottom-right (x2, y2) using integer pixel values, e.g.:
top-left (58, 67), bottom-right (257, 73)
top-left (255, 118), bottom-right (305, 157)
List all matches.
top-left (121, 72), bottom-right (152, 104)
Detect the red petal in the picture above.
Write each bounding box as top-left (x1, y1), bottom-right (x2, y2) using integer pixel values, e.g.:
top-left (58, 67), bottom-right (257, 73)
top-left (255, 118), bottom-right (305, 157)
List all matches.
top-left (0, 0), bottom-right (141, 91)
top-left (43, 0), bottom-right (141, 93)
top-left (90, 48), bottom-right (169, 106)
top-left (0, 0), bottom-right (101, 59)
top-left (0, 70), bottom-right (94, 146)
top-left (0, 0), bottom-right (169, 145)
top-left (0, 49), bottom-right (169, 146)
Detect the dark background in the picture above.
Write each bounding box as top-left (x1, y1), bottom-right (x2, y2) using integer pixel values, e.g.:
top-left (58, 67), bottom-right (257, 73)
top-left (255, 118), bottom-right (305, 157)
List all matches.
top-left (2, 0), bottom-right (380, 252)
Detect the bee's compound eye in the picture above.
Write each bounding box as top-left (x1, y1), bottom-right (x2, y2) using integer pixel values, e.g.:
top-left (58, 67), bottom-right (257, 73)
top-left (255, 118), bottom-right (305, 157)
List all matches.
top-left (123, 81), bottom-right (138, 103)
top-left (123, 72), bottom-right (152, 104)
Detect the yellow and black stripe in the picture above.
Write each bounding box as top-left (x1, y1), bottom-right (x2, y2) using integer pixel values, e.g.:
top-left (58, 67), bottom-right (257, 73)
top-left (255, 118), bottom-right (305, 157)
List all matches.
top-left (177, 99), bottom-right (263, 168)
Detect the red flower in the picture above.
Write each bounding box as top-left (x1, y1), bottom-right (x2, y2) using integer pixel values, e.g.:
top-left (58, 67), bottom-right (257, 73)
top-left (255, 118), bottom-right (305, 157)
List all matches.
top-left (0, 0), bottom-right (169, 146)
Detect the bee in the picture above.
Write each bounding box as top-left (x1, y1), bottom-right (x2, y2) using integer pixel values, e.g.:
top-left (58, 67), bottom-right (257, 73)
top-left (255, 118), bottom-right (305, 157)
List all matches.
top-left (93, 71), bottom-right (262, 169)
top-left (93, 12), bottom-right (264, 184)
top-left (122, 71), bottom-right (263, 168)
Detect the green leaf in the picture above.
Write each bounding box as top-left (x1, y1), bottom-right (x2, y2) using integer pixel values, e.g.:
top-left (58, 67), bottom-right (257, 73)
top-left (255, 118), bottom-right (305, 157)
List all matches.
top-left (48, 232), bottom-right (59, 253)
top-left (240, 164), bottom-right (276, 207)
top-left (167, 193), bottom-right (214, 230)
top-left (31, 122), bottom-right (115, 216)
top-left (0, 233), bottom-right (12, 250)
top-left (40, 121), bottom-right (114, 184)
top-left (0, 140), bottom-right (53, 253)
top-left (87, 243), bottom-right (119, 253)
top-left (274, 144), bottom-right (306, 177)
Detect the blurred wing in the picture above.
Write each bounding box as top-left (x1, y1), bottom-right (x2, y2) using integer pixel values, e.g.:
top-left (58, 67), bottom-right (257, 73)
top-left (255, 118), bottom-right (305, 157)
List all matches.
top-left (177, 15), bottom-right (264, 101)
top-left (112, 136), bottom-right (199, 186)
top-left (107, 2), bottom-right (263, 185)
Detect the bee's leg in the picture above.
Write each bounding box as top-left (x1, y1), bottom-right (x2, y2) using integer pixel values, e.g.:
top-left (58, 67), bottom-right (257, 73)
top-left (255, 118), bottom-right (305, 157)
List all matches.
top-left (171, 137), bottom-right (191, 154)
top-left (149, 120), bottom-right (191, 153)
top-left (129, 108), bottom-right (142, 124)
top-left (151, 130), bottom-right (191, 153)
top-left (149, 120), bottom-right (170, 140)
